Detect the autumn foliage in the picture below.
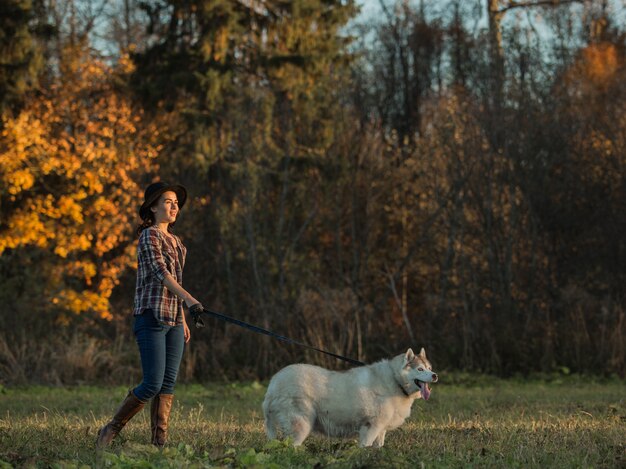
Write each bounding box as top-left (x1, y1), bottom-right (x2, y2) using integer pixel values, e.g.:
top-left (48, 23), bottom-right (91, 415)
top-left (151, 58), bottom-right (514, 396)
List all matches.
top-left (0, 0), bottom-right (624, 383)
top-left (0, 45), bottom-right (158, 322)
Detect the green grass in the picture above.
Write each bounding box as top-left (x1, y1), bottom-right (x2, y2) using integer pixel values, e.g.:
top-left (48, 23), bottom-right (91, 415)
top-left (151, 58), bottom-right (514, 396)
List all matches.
top-left (0, 376), bottom-right (624, 468)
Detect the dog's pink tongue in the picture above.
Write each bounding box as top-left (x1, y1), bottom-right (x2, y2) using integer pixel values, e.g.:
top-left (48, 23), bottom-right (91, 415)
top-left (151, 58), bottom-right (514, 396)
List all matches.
top-left (422, 384), bottom-right (431, 400)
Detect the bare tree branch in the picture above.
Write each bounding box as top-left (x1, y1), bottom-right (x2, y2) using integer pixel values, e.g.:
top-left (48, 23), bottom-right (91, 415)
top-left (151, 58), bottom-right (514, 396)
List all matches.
top-left (384, 265), bottom-right (416, 343)
top-left (498, 0), bottom-right (585, 14)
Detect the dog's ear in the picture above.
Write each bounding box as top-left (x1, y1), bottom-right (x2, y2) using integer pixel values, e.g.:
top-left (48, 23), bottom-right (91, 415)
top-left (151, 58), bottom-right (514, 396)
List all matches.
top-left (404, 348), bottom-right (415, 366)
top-left (418, 347), bottom-right (427, 360)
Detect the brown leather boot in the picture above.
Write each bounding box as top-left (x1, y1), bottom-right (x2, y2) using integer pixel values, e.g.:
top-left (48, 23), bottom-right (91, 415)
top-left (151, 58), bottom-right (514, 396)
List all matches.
top-left (96, 390), bottom-right (145, 449)
top-left (150, 394), bottom-right (174, 447)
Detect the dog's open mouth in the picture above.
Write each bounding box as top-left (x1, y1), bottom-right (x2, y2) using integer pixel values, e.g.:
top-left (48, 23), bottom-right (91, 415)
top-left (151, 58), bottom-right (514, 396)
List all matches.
top-left (415, 380), bottom-right (431, 400)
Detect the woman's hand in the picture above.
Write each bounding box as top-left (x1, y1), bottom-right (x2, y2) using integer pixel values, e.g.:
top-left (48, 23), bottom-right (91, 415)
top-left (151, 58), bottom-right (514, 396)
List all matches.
top-left (183, 318), bottom-right (191, 343)
top-left (182, 293), bottom-right (201, 337)
top-left (182, 312), bottom-right (191, 343)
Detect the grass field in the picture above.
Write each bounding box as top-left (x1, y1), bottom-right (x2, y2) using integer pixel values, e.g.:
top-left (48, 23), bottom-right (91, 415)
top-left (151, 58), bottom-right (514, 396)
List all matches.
top-left (0, 375), bottom-right (624, 468)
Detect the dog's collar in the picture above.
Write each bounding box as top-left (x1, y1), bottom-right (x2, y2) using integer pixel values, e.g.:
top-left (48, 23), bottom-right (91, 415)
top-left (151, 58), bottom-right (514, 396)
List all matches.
top-left (397, 382), bottom-right (410, 397)
top-left (389, 362), bottom-right (412, 397)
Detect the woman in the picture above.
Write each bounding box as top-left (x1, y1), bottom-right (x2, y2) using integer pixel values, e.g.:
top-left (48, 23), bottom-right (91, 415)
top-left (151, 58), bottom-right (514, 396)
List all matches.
top-left (97, 181), bottom-right (202, 448)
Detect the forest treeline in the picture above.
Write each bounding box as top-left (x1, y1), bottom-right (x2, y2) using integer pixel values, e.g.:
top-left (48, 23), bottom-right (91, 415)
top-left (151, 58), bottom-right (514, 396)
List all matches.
top-left (0, 0), bottom-right (624, 384)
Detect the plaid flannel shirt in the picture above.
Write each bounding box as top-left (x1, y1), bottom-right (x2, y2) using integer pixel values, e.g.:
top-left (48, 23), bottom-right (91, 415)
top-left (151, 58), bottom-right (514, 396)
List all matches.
top-left (133, 226), bottom-right (187, 326)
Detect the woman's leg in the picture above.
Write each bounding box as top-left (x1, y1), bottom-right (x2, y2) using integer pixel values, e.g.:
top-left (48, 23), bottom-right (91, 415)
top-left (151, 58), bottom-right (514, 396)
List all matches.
top-left (161, 325), bottom-right (185, 394)
top-left (96, 390), bottom-right (145, 448)
top-left (150, 325), bottom-right (184, 446)
top-left (97, 310), bottom-right (167, 448)
top-left (133, 310), bottom-right (168, 402)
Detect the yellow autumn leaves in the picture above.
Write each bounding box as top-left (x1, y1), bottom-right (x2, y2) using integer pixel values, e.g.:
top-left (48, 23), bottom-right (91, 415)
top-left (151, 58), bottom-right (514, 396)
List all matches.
top-left (0, 45), bottom-right (160, 321)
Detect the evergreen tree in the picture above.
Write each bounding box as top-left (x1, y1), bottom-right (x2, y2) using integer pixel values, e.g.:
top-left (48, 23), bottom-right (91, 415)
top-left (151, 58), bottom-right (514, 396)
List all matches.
top-left (128, 0), bottom-right (358, 374)
top-left (0, 0), bottom-right (50, 114)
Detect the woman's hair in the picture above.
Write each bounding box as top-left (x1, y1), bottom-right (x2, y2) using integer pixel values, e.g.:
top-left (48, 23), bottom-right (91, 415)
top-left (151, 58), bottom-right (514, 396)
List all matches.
top-left (136, 216), bottom-right (155, 236)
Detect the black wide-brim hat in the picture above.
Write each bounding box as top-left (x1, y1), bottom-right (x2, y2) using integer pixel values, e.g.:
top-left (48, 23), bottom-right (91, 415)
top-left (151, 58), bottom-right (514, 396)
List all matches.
top-left (139, 181), bottom-right (187, 221)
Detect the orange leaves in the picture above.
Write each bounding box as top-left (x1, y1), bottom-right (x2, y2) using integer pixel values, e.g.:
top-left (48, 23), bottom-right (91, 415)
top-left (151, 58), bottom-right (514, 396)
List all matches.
top-left (5, 169), bottom-right (35, 194)
top-left (0, 45), bottom-right (156, 323)
top-left (557, 43), bottom-right (626, 194)
top-left (57, 195), bottom-right (85, 223)
top-left (0, 112), bottom-right (49, 196)
top-left (580, 43), bottom-right (620, 86)
top-left (561, 42), bottom-right (624, 97)
top-left (116, 53), bottom-right (136, 74)
top-left (1, 111), bottom-right (48, 154)
top-left (214, 27), bottom-right (229, 62)
top-left (54, 289), bottom-right (112, 320)
top-left (0, 210), bottom-right (49, 252)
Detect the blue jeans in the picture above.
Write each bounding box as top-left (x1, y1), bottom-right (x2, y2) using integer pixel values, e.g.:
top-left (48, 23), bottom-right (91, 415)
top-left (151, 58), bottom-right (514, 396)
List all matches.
top-left (132, 309), bottom-right (185, 402)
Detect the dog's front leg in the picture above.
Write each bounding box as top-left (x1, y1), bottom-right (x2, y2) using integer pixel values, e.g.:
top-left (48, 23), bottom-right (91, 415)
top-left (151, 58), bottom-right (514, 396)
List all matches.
top-left (372, 430), bottom-right (386, 447)
top-left (358, 423), bottom-right (385, 447)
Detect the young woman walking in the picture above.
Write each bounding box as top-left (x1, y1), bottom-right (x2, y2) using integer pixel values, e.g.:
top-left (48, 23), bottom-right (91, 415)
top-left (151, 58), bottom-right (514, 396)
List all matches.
top-left (97, 181), bottom-right (202, 448)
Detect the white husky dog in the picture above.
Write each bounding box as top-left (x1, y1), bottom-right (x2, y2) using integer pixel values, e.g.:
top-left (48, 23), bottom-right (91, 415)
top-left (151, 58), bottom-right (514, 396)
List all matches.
top-left (262, 348), bottom-right (437, 447)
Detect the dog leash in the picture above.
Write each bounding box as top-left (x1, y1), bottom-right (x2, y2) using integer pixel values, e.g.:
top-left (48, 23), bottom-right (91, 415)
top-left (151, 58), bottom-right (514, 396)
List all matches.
top-left (190, 306), bottom-right (365, 367)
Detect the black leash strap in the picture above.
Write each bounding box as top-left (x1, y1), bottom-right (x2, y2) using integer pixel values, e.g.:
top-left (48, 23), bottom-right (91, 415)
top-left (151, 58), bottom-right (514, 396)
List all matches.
top-left (190, 307), bottom-right (365, 367)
